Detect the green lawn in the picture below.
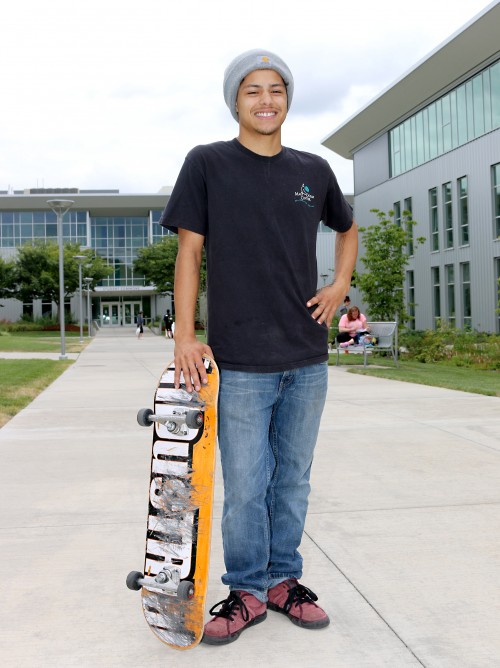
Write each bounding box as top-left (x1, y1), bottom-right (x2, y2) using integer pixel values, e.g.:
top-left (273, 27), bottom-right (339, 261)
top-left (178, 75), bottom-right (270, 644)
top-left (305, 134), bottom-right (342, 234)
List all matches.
top-left (0, 359), bottom-right (73, 426)
top-left (0, 330), bottom-right (89, 353)
top-left (330, 354), bottom-right (499, 397)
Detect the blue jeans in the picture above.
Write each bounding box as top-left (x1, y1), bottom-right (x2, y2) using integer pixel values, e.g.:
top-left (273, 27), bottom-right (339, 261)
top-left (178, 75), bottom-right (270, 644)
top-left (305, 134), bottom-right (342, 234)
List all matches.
top-left (217, 363), bottom-right (328, 602)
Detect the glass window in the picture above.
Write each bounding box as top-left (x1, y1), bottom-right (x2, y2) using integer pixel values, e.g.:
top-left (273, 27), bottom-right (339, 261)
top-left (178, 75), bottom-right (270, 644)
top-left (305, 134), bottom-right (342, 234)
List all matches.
top-left (458, 176), bottom-right (469, 245)
top-left (443, 182), bottom-right (453, 249)
top-left (415, 111), bottom-right (424, 164)
top-left (483, 69), bottom-right (492, 133)
top-left (390, 59), bottom-right (500, 177)
top-left (472, 75), bottom-right (485, 137)
top-left (22, 302), bottom-right (34, 320)
top-left (493, 163), bottom-right (500, 238)
top-left (450, 90), bottom-right (458, 148)
top-left (466, 81), bottom-right (475, 141)
top-left (496, 258), bottom-right (500, 333)
top-left (445, 264), bottom-right (455, 327)
top-left (1, 220), bottom-right (14, 247)
top-left (403, 119), bottom-right (412, 171)
top-left (41, 301), bottom-right (53, 319)
top-left (393, 201), bottom-right (401, 228)
top-left (441, 95), bottom-right (452, 152)
top-left (46, 224), bottom-right (57, 238)
top-left (20, 223), bottom-right (33, 238)
top-left (460, 262), bottom-right (471, 329)
top-left (404, 197), bottom-right (414, 255)
top-left (456, 83), bottom-right (468, 145)
top-left (428, 102), bottom-right (438, 159)
top-left (432, 266), bottom-right (441, 327)
top-left (491, 61), bottom-right (500, 130)
top-left (406, 270), bottom-right (415, 330)
top-left (89, 214), bottom-right (150, 288)
top-left (429, 188), bottom-right (439, 251)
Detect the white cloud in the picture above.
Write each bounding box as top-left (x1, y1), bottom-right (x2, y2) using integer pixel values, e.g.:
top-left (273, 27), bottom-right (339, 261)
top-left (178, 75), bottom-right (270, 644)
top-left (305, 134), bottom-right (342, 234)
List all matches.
top-left (0, 0), bottom-right (492, 193)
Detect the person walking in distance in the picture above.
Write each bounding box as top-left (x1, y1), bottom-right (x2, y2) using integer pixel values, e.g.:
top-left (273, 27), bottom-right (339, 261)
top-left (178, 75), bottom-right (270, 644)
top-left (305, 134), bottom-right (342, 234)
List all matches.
top-left (159, 49), bottom-right (358, 645)
top-left (136, 311), bottom-right (144, 339)
top-left (163, 310), bottom-right (173, 338)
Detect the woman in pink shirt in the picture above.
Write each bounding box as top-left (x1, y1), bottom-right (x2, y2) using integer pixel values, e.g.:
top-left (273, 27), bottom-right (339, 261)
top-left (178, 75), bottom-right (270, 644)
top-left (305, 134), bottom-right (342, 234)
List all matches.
top-left (336, 306), bottom-right (370, 346)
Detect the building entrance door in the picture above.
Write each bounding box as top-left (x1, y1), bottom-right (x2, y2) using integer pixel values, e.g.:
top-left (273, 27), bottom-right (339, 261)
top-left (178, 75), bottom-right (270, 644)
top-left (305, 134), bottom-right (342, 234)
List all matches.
top-left (101, 301), bottom-right (142, 326)
top-left (101, 302), bottom-right (120, 326)
top-left (123, 302), bottom-right (142, 326)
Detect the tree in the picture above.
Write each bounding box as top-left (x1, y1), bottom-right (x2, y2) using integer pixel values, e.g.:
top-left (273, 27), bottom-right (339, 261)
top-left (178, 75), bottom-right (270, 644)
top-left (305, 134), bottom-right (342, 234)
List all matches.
top-left (133, 236), bottom-right (179, 294)
top-left (356, 209), bottom-right (425, 325)
top-left (0, 256), bottom-right (17, 299)
top-left (11, 241), bottom-right (112, 313)
top-left (134, 236), bottom-right (207, 294)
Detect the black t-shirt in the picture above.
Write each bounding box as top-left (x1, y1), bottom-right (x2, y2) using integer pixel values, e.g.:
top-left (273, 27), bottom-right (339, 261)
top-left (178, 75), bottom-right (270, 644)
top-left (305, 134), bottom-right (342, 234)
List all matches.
top-left (160, 138), bottom-right (353, 372)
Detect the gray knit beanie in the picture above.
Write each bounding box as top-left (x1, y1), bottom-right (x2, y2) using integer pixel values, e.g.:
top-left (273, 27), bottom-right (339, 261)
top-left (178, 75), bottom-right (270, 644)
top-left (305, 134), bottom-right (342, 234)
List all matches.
top-left (223, 49), bottom-right (294, 122)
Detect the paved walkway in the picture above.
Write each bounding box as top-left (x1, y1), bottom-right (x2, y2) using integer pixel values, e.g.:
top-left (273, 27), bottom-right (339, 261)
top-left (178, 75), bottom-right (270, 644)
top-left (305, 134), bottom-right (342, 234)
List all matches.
top-left (1, 328), bottom-right (499, 667)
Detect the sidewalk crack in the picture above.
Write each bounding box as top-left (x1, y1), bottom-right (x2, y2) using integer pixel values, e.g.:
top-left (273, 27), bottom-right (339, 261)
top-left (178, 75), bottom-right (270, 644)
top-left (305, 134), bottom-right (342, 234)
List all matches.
top-left (304, 529), bottom-right (427, 667)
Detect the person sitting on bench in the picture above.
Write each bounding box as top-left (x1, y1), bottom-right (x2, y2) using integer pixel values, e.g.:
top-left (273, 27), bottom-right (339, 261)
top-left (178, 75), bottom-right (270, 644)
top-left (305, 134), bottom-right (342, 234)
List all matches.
top-left (336, 306), bottom-right (371, 347)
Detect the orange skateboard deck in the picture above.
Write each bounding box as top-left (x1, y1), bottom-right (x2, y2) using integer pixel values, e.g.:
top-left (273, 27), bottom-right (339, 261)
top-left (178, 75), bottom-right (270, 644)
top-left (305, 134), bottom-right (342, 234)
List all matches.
top-left (127, 355), bottom-right (219, 650)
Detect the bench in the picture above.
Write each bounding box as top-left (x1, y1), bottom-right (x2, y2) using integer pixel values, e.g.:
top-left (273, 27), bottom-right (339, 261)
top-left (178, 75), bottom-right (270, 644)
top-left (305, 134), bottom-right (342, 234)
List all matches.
top-left (332, 321), bottom-right (398, 368)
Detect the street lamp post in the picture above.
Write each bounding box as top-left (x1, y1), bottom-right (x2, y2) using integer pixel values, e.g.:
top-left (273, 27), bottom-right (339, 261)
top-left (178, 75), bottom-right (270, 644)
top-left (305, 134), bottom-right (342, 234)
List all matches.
top-left (47, 199), bottom-right (74, 360)
top-left (73, 255), bottom-right (87, 343)
top-left (84, 277), bottom-right (93, 337)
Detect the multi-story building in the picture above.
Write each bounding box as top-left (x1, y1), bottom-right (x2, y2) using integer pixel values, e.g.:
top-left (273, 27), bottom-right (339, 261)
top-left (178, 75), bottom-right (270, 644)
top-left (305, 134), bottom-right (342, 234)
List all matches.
top-left (0, 187), bottom-right (351, 327)
top-left (323, 1), bottom-right (500, 332)
top-left (0, 188), bottom-right (173, 327)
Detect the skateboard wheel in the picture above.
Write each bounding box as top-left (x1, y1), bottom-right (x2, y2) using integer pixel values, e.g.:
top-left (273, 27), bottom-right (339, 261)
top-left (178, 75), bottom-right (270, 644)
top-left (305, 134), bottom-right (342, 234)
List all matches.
top-left (185, 410), bottom-right (203, 429)
top-left (177, 580), bottom-right (195, 600)
top-left (137, 408), bottom-right (154, 427)
top-left (126, 570), bottom-right (143, 591)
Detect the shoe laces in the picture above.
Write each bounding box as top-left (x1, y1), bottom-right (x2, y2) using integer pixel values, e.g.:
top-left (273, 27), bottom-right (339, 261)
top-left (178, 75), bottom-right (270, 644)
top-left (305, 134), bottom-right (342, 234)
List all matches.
top-left (208, 591), bottom-right (249, 622)
top-left (282, 582), bottom-right (319, 613)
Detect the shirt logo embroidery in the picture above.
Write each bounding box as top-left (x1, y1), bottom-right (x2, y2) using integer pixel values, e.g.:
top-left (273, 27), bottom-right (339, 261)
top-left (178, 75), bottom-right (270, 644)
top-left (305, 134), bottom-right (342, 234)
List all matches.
top-left (294, 184), bottom-right (315, 207)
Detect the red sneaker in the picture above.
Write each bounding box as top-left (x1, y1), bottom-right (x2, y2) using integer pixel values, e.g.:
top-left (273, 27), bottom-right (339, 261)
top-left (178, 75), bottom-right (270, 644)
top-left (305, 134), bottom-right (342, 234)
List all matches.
top-left (267, 579), bottom-right (330, 629)
top-left (202, 591), bottom-right (267, 645)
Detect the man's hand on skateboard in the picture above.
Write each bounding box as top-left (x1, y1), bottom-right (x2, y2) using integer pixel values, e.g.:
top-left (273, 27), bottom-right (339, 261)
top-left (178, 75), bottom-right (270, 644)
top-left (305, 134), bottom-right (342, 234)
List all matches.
top-left (174, 336), bottom-right (214, 393)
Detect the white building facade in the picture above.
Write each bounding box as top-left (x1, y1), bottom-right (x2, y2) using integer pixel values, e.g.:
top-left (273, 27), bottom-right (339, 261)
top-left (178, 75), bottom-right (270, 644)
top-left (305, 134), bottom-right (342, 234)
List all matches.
top-left (0, 189), bottom-right (174, 327)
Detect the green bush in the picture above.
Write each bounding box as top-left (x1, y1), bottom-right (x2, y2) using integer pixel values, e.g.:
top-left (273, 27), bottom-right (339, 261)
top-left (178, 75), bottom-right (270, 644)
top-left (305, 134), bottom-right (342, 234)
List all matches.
top-left (328, 314), bottom-right (340, 345)
top-left (400, 326), bottom-right (500, 370)
top-left (0, 320), bottom-right (41, 332)
top-left (0, 316), bottom-right (77, 333)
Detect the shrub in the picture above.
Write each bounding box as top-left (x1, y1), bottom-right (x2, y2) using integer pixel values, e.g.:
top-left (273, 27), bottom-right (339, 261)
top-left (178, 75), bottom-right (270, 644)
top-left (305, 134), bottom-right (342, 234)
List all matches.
top-left (400, 326), bottom-right (500, 370)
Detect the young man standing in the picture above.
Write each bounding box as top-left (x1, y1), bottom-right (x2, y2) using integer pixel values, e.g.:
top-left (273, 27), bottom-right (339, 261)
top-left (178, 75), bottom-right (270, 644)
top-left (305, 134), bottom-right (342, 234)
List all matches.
top-left (160, 49), bottom-right (358, 645)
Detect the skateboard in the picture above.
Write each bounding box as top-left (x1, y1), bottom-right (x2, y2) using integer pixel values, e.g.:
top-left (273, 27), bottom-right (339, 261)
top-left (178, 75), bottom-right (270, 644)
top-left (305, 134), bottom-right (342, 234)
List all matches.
top-left (127, 355), bottom-right (219, 650)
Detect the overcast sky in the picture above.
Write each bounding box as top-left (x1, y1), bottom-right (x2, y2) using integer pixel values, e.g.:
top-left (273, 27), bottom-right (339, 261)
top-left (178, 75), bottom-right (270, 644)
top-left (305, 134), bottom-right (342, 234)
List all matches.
top-left (0, 0), bottom-right (494, 195)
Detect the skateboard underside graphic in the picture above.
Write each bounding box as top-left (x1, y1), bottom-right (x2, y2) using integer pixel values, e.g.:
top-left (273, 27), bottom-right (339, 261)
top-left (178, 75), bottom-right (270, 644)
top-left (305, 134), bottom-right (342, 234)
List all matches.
top-left (127, 355), bottom-right (219, 650)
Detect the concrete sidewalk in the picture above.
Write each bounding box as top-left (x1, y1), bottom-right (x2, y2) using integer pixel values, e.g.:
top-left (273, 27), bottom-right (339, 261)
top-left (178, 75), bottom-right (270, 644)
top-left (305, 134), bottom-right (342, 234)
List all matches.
top-left (1, 328), bottom-right (499, 667)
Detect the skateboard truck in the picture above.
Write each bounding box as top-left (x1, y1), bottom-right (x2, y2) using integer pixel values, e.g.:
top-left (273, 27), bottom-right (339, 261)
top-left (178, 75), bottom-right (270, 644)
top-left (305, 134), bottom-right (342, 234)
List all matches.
top-left (126, 568), bottom-right (195, 601)
top-left (137, 407), bottom-right (203, 435)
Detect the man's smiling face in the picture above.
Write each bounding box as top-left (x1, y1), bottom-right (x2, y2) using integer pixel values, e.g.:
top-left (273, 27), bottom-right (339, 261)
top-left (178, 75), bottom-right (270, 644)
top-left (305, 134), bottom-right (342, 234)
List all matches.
top-left (235, 69), bottom-right (288, 137)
